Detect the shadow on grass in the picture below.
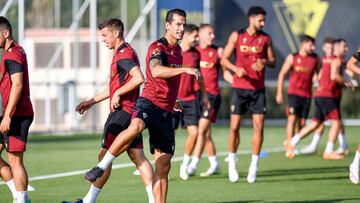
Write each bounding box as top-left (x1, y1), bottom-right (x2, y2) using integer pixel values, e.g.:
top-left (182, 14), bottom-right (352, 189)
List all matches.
top-left (259, 166), bottom-right (348, 177)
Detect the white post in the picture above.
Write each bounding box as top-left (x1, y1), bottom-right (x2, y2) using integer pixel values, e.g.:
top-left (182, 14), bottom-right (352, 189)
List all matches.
top-left (90, 0), bottom-right (97, 132)
top-left (18, 0), bottom-right (25, 46)
top-left (150, 0), bottom-right (157, 41)
top-left (121, 0), bottom-right (128, 35)
top-left (54, 0), bottom-right (61, 28)
top-left (0, 0), bottom-right (15, 16)
top-left (203, 0), bottom-right (211, 23)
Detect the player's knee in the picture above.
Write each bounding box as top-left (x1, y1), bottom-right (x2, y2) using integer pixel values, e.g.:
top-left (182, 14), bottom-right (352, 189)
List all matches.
top-left (253, 121), bottom-right (264, 132)
top-left (7, 154), bottom-right (23, 168)
top-left (129, 119), bottom-right (145, 135)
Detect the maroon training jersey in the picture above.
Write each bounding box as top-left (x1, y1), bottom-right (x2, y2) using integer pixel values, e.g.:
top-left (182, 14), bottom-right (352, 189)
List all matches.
top-left (315, 56), bottom-right (342, 98)
top-left (177, 48), bottom-right (200, 101)
top-left (0, 42), bottom-right (33, 116)
top-left (288, 53), bottom-right (318, 98)
top-left (141, 37), bottom-right (183, 112)
top-left (109, 43), bottom-right (140, 114)
top-left (195, 45), bottom-right (221, 95)
top-left (233, 29), bottom-right (270, 90)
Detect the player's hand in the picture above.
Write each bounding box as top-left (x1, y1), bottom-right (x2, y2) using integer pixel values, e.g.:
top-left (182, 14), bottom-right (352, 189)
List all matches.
top-left (202, 96), bottom-right (211, 111)
top-left (76, 100), bottom-right (94, 114)
top-left (0, 116), bottom-right (11, 134)
top-left (276, 93), bottom-right (283, 104)
top-left (184, 68), bottom-right (202, 82)
top-left (234, 67), bottom-right (247, 78)
top-left (111, 94), bottom-right (121, 110)
top-left (174, 99), bottom-right (183, 112)
top-left (251, 59), bottom-right (266, 72)
top-left (344, 80), bottom-right (355, 92)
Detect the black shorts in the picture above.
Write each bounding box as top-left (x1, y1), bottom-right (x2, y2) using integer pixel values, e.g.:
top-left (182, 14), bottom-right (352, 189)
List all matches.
top-left (313, 97), bottom-right (341, 122)
top-left (286, 94), bottom-right (311, 118)
top-left (102, 109), bottom-right (143, 150)
top-left (197, 91), bottom-right (221, 122)
top-left (230, 88), bottom-right (266, 115)
top-left (132, 97), bottom-right (175, 155)
top-left (173, 99), bottom-right (200, 129)
top-left (0, 116), bottom-right (33, 152)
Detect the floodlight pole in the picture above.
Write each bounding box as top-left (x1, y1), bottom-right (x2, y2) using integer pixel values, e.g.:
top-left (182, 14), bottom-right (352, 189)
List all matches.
top-left (90, 0), bottom-right (97, 132)
top-left (18, 0), bottom-right (25, 46)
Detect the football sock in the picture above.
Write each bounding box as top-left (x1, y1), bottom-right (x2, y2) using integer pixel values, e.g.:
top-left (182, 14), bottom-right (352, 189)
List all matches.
top-left (337, 133), bottom-right (348, 149)
top-left (309, 133), bottom-right (321, 149)
top-left (97, 152), bottom-right (115, 170)
top-left (182, 154), bottom-right (191, 166)
top-left (291, 134), bottom-right (301, 146)
top-left (208, 156), bottom-right (218, 168)
top-left (324, 141), bottom-right (334, 154)
top-left (83, 184), bottom-right (101, 203)
top-left (352, 150), bottom-right (360, 168)
top-left (146, 185), bottom-right (155, 203)
top-left (250, 154), bottom-right (259, 168)
top-left (6, 179), bottom-right (17, 198)
top-left (17, 191), bottom-right (28, 203)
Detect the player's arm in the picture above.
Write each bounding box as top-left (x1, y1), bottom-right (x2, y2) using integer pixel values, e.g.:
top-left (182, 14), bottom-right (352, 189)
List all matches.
top-left (276, 54), bottom-right (293, 104)
top-left (111, 65), bottom-right (144, 110)
top-left (76, 87), bottom-right (109, 114)
top-left (149, 58), bottom-right (201, 80)
top-left (265, 37), bottom-right (276, 68)
top-left (0, 60), bottom-right (24, 133)
top-left (218, 46), bottom-right (233, 84)
top-left (346, 56), bottom-right (360, 75)
top-left (197, 71), bottom-right (210, 110)
top-left (312, 56), bottom-right (321, 83)
top-left (220, 31), bottom-right (246, 78)
top-left (331, 58), bottom-right (352, 88)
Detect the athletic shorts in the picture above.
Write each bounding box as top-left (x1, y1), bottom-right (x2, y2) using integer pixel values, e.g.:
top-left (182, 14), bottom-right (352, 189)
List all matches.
top-left (0, 116), bottom-right (33, 153)
top-left (197, 91), bottom-right (221, 122)
top-left (286, 94), bottom-right (311, 118)
top-left (313, 97), bottom-right (341, 122)
top-left (230, 88), bottom-right (266, 115)
top-left (132, 97), bottom-right (175, 155)
top-left (102, 109), bottom-right (143, 150)
top-left (173, 99), bottom-right (200, 129)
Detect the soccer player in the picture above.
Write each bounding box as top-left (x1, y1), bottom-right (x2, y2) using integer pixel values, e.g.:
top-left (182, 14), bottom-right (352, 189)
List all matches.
top-left (299, 37), bottom-right (349, 155)
top-left (346, 46), bottom-right (360, 184)
top-left (220, 6), bottom-right (275, 183)
top-left (276, 35), bottom-right (318, 147)
top-left (0, 16), bottom-right (34, 203)
top-left (187, 24), bottom-right (223, 177)
top-left (62, 19), bottom-right (154, 203)
top-left (84, 9), bottom-right (201, 203)
top-left (285, 39), bottom-right (351, 160)
top-left (175, 24), bottom-right (210, 180)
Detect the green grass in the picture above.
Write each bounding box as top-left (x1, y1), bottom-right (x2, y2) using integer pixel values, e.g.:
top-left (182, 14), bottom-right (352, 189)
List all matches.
top-left (0, 126), bottom-right (359, 202)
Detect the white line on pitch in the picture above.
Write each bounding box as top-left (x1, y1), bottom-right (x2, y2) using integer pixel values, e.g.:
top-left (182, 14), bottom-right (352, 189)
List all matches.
top-left (0, 146), bottom-right (284, 185)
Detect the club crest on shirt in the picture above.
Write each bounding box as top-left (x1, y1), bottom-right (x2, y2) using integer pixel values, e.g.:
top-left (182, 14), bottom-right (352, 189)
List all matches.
top-left (110, 70), bottom-right (115, 78)
top-left (120, 49), bottom-right (125, 53)
top-left (243, 37), bottom-right (247, 44)
top-left (258, 37), bottom-right (262, 44)
top-left (208, 51), bottom-right (214, 58)
top-left (191, 53), bottom-right (196, 58)
top-left (152, 48), bottom-right (161, 56)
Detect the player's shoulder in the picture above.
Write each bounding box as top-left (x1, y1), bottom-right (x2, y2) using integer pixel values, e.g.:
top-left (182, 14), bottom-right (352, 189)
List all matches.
top-left (5, 43), bottom-right (25, 62)
top-left (237, 28), bottom-right (246, 35)
top-left (117, 43), bottom-right (137, 58)
top-left (258, 30), bottom-right (269, 37)
top-left (309, 53), bottom-right (318, 58)
top-left (189, 47), bottom-right (201, 57)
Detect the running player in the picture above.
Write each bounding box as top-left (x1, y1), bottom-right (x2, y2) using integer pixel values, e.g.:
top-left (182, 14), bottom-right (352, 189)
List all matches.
top-left (187, 24), bottom-right (222, 177)
top-left (285, 39), bottom-right (351, 160)
top-left (276, 35), bottom-right (318, 147)
top-left (84, 9), bottom-right (201, 203)
top-left (176, 24), bottom-right (210, 180)
top-left (299, 37), bottom-right (349, 155)
top-left (346, 46), bottom-right (360, 184)
top-left (0, 16), bottom-right (34, 203)
top-left (221, 6), bottom-right (275, 183)
top-left (62, 19), bottom-right (154, 203)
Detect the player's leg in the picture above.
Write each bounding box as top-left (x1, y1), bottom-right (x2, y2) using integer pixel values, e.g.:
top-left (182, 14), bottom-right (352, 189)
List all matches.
top-left (300, 123), bottom-right (324, 155)
top-left (128, 148), bottom-right (154, 203)
top-left (349, 143), bottom-right (360, 184)
top-left (153, 150), bottom-right (172, 203)
top-left (0, 143), bottom-right (17, 200)
top-left (85, 118), bottom-right (145, 182)
top-left (323, 119), bottom-right (344, 160)
top-left (228, 114), bottom-right (241, 182)
top-left (7, 152), bottom-right (28, 203)
top-left (247, 114), bottom-right (264, 183)
top-left (187, 117), bottom-right (211, 175)
top-left (285, 115), bottom-right (297, 145)
top-left (335, 121), bottom-right (350, 155)
top-left (180, 125), bottom-right (197, 180)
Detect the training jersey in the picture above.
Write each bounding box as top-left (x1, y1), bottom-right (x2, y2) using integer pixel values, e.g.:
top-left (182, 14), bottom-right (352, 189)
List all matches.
top-left (109, 43), bottom-right (140, 114)
top-left (177, 48), bottom-right (200, 101)
top-left (0, 42), bottom-right (33, 116)
top-left (233, 29), bottom-right (270, 90)
top-left (195, 45), bottom-right (220, 95)
top-left (315, 55), bottom-right (342, 98)
top-left (141, 37), bottom-right (183, 112)
top-left (287, 53), bottom-right (318, 98)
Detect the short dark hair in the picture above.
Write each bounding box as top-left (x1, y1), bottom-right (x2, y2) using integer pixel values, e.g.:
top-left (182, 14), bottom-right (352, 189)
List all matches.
top-left (165, 8), bottom-right (186, 23)
top-left (333, 38), bottom-right (346, 45)
top-left (300, 34), bottom-right (315, 43)
top-left (247, 6), bottom-right (266, 17)
top-left (323, 37), bottom-right (334, 44)
top-left (199, 23), bottom-right (213, 30)
top-left (98, 18), bottom-right (124, 37)
top-left (184, 24), bottom-right (199, 34)
top-left (0, 16), bottom-right (12, 35)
